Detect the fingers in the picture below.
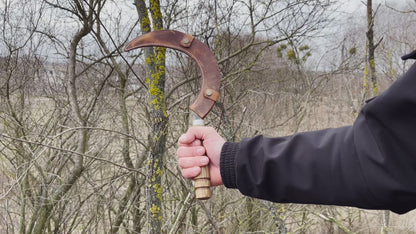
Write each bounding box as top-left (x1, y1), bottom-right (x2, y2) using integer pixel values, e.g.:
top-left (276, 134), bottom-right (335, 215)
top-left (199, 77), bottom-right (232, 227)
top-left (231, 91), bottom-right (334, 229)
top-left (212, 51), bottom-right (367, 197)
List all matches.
top-left (178, 126), bottom-right (215, 145)
top-left (178, 133), bottom-right (195, 145)
top-left (177, 145), bottom-right (205, 158)
top-left (177, 126), bottom-right (224, 186)
top-left (177, 143), bottom-right (208, 179)
top-left (181, 167), bottom-right (201, 179)
top-left (178, 138), bottom-right (201, 147)
top-left (178, 156), bottom-right (209, 178)
top-left (178, 155), bottom-right (209, 168)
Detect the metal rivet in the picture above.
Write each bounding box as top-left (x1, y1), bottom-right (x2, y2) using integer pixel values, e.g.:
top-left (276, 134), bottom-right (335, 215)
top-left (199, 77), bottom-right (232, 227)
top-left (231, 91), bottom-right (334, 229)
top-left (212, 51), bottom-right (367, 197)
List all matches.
top-left (183, 38), bottom-right (190, 44)
top-left (205, 90), bottom-right (213, 96)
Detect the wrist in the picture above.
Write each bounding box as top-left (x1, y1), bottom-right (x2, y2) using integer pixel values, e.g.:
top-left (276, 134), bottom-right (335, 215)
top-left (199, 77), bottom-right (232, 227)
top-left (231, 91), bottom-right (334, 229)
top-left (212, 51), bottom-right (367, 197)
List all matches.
top-left (220, 142), bottom-right (239, 188)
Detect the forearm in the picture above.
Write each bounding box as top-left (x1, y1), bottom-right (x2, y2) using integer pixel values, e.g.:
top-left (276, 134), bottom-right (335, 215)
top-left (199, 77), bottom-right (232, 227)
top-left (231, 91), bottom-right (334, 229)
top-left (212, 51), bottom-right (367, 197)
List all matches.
top-left (220, 126), bottom-right (378, 209)
top-left (220, 62), bottom-right (416, 214)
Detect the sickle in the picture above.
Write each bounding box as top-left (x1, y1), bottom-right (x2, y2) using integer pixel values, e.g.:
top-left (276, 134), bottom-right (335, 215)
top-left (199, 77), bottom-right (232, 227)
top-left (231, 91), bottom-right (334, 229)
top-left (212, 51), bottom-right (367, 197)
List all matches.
top-left (124, 30), bottom-right (220, 119)
top-left (125, 30), bottom-right (220, 200)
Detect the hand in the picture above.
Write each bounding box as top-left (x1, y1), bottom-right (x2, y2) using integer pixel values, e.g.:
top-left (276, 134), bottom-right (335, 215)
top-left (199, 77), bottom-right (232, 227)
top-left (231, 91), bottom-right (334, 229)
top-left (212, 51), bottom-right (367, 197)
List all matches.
top-left (177, 126), bottom-right (225, 186)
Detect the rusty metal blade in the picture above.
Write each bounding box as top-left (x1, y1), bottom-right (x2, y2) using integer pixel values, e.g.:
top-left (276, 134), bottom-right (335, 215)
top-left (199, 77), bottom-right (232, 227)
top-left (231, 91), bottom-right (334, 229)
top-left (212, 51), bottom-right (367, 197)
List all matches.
top-left (124, 30), bottom-right (220, 119)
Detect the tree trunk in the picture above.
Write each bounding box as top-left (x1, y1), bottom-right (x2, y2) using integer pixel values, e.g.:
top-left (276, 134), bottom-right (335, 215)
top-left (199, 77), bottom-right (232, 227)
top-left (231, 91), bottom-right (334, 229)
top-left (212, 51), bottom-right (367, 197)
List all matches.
top-left (145, 47), bottom-right (167, 233)
top-left (381, 210), bottom-right (390, 234)
top-left (32, 1), bottom-right (94, 230)
top-left (134, 0), bottom-right (167, 233)
top-left (366, 1), bottom-right (389, 232)
top-left (365, 0), bottom-right (378, 98)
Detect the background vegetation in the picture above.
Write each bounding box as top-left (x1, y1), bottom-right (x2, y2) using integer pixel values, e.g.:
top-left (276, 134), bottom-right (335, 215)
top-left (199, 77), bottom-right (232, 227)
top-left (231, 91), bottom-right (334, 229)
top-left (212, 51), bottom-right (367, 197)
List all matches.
top-left (1, 0), bottom-right (416, 233)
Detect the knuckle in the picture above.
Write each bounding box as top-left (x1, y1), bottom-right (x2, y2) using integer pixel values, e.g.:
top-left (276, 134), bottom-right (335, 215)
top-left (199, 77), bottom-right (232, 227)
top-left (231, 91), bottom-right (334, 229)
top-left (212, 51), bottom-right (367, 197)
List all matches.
top-left (181, 170), bottom-right (190, 178)
top-left (176, 148), bottom-right (182, 158)
top-left (176, 147), bottom-right (188, 157)
top-left (190, 140), bottom-right (200, 146)
top-left (196, 146), bottom-right (204, 155)
top-left (177, 158), bottom-right (187, 168)
top-left (182, 167), bottom-right (198, 179)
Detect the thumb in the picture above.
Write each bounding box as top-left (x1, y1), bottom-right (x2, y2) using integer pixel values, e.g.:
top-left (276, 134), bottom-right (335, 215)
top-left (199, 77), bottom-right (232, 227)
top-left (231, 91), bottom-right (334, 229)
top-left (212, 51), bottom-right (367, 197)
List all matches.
top-left (178, 126), bottom-right (213, 145)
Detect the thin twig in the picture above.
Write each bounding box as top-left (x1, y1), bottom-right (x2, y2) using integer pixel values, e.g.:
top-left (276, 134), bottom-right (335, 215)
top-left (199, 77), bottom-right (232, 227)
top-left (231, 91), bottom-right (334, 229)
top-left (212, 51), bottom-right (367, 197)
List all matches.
top-left (0, 133), bottom-right (145, 175)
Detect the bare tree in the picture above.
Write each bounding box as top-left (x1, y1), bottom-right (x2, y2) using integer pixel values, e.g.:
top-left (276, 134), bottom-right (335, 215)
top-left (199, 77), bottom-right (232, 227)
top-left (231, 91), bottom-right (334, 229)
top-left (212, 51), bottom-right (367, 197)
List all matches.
top-left (2, 0), bottom-right (415, 233)
top-left (364, 0), bottom-right (382, 99)
top-left (133, 0), bottom-right (167, 233)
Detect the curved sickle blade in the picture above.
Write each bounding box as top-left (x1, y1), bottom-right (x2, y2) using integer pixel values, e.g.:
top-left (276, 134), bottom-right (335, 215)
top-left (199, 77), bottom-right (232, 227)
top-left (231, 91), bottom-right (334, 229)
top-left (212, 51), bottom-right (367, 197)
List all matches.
top-left (124, 30), bottom-right (220, 119)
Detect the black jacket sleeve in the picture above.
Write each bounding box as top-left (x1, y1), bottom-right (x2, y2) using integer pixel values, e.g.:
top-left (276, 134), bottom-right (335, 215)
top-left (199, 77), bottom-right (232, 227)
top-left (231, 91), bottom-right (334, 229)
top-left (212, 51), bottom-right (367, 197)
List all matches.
top-left (220, 60), bottom-right (416, 214)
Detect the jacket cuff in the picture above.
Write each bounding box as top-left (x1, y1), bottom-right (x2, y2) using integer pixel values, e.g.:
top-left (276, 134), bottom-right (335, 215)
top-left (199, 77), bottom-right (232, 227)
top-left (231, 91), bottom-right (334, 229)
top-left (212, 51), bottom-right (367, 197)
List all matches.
top-left (220, 142), bottom-right (238, 188)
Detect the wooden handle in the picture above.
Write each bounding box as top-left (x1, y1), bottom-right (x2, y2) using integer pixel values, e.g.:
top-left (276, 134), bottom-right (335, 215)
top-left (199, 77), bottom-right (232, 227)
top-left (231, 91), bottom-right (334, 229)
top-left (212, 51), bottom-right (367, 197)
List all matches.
top-left (192, 113), bottom-right (211, 200)
top-left (194, 165), bottom-right (211, 199)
